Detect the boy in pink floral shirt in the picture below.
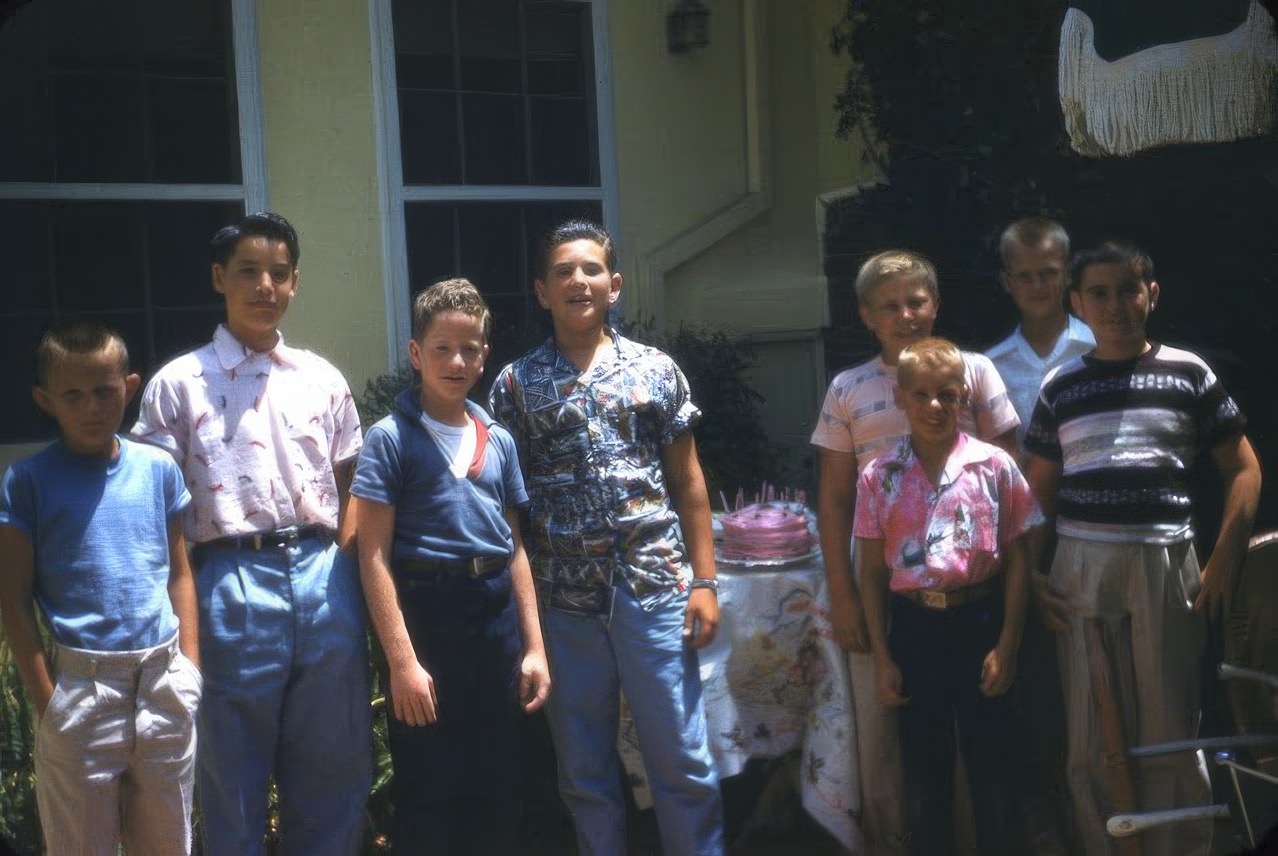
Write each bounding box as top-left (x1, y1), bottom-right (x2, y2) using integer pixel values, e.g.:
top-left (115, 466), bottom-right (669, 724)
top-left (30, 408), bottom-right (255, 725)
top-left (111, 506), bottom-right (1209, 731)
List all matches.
top-left (855, 337), bottom-right (1042, 856)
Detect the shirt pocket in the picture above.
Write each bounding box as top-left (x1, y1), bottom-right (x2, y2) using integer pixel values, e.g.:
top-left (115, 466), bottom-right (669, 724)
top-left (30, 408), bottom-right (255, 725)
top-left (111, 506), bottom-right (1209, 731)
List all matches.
top-left (526, 401), bottom-right (590, 482)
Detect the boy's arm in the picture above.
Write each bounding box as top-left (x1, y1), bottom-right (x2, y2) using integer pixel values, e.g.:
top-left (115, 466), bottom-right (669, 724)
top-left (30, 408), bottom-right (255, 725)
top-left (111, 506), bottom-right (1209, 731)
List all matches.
top-left (1196, 433), bottom-right (1262, 614)
top-left (166, 518), bottom-right (200, 668)
top-left (817, 448), bottom-right (870, 653)
top-left (0, 525), bottom-right (55, 717)
top-left (858, 536), bottom-right (906, 707)
top-left (505, 509), bottom-right (550, 713)
top-left (989, 428), bottom-right (1019, 459)
top-left (334, 456), bottom-right (358, 551)
top-left (1025, 453), bottom-right (1069, 632)
top-left (980, 533), bottom-right (1028, 697)
top-left (354, 496), bottom-right (438, 726)
top-left (660, 431), bottom-right (719, 650)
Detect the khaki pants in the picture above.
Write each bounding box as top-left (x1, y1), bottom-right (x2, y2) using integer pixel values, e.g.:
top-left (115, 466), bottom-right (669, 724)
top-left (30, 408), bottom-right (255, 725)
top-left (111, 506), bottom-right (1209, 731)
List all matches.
top-left (35, 635), bottom-right (202, 855)
top-left (1050, 536), bottom-right (1211, 856)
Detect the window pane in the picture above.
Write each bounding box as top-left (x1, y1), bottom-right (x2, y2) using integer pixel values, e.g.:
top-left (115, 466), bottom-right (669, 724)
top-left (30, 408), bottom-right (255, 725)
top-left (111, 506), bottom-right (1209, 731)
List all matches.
top-left (461, 93), bottom-right (525, 184)
top-left (0, 200), bottom-right (240, 442)
top-left (0, 0), bottom-right (239, 184)
top-left (394, 0), bottom-right (597, 189)
top-left (393, 0), bottom-right (455, 90)
top-left (527, 4), bottom-right (586, 96)
top-left (530, 96), bottom-right (595, 186)
top-left (53, 70), bottom-right (147, 182)
top-left (400, 90), bottom-right (462, 184)
top-left (458, 0), bottom-right (521, 94)
top-left (403, 204), bottom-right (457, 292)
top-left (149, 77), bottom-right (239, 183)
top-left (0, 202), bottom-right (55, 314)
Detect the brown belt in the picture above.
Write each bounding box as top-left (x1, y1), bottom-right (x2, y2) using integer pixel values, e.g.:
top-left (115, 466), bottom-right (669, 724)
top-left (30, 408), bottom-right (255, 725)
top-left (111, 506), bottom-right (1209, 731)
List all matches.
top-left (896, 576), bottom-right (1000, 611)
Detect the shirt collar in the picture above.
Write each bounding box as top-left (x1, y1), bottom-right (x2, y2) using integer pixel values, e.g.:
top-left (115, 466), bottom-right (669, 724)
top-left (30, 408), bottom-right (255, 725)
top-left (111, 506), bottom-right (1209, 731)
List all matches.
top-left (897, 432), bottom-right (982, 488)
top-left (212, 324), bottom-right (298, 371)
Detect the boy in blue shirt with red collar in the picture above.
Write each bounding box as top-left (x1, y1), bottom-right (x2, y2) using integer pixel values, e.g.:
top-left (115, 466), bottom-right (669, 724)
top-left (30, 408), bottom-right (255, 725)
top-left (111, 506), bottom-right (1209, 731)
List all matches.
top-left (352, 278), bottom-right (550, 854)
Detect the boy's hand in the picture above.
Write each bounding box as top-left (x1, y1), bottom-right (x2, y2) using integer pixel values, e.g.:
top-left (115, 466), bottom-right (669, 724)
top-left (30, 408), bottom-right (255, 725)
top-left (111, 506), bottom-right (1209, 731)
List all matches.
top-left (830, 596), bottom-right (871, 653)
top-left (1029, 573), bottom-right (1071, 634)
top-left (980, 645), bottom-right (1017, 697)
top-left (390, 661), bottom-right (438, 727)
top-left (683, 587), bottom-right (720, 649)
top-left (1194, 555), bottom-right (1234, 616)
top-left (874, 656), bottom-right (909, 707)
top-left (519, 650), bottom-right (552, 714)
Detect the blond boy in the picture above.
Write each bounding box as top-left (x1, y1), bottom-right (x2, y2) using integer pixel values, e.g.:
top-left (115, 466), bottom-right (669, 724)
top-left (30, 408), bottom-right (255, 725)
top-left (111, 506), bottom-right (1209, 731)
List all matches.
top-left (810, 250), bottom-right (1018, 853)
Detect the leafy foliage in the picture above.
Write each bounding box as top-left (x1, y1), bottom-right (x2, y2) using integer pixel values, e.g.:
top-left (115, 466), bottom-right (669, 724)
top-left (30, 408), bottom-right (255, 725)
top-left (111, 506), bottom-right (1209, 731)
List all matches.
top-left (0, 640), bottom-right (40, 855)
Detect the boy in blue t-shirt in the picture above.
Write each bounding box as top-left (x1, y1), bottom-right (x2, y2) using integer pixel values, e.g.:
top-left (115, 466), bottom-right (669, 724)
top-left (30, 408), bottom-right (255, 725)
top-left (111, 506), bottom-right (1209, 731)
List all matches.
top-left (0, 317), bottom-right (201, 854)
top-left (351, 278), bottom-right (550, 855)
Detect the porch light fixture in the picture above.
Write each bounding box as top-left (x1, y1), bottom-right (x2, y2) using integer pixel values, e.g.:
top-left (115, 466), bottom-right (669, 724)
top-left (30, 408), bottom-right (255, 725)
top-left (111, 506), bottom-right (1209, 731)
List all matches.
top-left (666, 0), bottom-right (710, 54)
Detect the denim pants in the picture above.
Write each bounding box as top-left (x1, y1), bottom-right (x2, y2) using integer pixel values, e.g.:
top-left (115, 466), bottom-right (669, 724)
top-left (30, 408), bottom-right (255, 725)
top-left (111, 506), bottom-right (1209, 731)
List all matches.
top-left (889, 592), bottom-right (1020, 856)
top-left (36, 634), bottom-right (202, 856)
top-left (193, 536), bottom-right (373, 856)
top-left (542, 585), bottom-right (724, 856)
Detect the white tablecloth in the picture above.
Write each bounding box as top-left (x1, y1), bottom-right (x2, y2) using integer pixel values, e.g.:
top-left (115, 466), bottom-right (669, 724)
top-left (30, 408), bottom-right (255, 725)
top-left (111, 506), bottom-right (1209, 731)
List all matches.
top-left (619, 560), bottom-right (862, 852)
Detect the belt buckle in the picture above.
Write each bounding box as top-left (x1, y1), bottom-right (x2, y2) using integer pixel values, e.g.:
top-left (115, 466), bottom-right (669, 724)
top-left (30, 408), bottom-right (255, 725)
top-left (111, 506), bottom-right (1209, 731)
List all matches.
top-left (281, 527), bottom-right (301, 548)
top-left (467, 557), bottom-right (484, 578)
top-left (920, 589), bottom-right (949, 610)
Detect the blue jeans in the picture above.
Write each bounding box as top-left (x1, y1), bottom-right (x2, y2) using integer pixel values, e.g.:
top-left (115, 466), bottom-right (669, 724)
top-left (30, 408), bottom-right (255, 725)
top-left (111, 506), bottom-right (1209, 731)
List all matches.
top-left (193, 536), bottom-right (372, 855)
top-left (543, 585), bottom-right (724, 856)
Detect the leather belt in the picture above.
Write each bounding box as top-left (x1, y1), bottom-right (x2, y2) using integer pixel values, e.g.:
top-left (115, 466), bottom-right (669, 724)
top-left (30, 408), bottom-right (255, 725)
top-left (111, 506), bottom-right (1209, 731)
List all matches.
top-left (199, 525), bottom-right (331, 552)
top-left (896, 577), bottom-right (999, 611)
top-left (396, 555), bottom-right (508, 580)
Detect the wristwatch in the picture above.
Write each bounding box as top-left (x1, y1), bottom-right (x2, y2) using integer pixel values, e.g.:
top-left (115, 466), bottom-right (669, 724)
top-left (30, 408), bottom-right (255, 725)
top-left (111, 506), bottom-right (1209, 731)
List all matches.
top-left (689, 578), bottom-right (719, 592)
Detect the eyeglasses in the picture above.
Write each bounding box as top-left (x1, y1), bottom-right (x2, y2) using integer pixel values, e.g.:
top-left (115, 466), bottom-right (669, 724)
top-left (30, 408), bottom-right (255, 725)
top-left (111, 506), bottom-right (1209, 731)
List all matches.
top-left (1010, 269), bottom-right (1064, 287)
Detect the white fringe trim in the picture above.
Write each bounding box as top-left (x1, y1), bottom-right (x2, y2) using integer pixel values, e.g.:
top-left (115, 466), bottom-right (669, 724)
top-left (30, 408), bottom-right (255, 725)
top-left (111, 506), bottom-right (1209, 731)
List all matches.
top-left (1058, 0), bottom-right (1278, 157)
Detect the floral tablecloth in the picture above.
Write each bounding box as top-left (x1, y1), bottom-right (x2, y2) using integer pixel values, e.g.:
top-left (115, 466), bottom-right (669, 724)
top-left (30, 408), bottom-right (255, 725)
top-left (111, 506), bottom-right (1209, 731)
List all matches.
top-left (620, 561), bottom-right (862, 852)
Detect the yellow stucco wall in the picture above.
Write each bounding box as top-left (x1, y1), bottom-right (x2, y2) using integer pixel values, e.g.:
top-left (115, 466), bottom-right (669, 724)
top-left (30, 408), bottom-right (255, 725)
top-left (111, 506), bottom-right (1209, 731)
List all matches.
top-left (256, 0), bottom-right (389, 395)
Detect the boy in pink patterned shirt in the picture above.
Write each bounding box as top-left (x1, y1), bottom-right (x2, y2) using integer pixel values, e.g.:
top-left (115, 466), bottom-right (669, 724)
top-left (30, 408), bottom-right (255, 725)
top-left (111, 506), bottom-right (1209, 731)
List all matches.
top-left (855, 337), bottom-right (1041, 856)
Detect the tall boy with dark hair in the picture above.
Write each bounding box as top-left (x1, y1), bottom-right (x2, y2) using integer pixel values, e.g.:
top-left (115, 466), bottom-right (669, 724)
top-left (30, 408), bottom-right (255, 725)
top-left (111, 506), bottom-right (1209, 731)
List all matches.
top-left (1, 318), bottom-right (201, 854)
top-left (1026, 241), bottom-right (1261, 855)
top-left (489, 220), bottom-right (725, 855)
top-left (133, 212), bottom-right (372, 854)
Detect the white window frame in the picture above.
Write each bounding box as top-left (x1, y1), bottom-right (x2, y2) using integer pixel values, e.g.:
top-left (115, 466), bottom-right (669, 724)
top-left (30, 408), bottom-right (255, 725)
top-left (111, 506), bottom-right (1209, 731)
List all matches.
top-left (368, 0), bottom-right (619, 368)
top-left (0, 0), bottom-right (267, 210)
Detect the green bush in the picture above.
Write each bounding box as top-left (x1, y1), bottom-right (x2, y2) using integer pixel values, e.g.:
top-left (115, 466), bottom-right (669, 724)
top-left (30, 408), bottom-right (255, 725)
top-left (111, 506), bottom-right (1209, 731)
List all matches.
top-left (0, 640), bottom-right (40, 855)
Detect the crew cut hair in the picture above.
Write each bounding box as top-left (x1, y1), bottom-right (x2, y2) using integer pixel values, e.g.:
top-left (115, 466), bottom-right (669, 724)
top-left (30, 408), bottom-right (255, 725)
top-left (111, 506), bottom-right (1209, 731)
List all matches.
top-left (37, 316), bottom-right (130, 388)
top-left (854, 250), bottom-right (940, 304)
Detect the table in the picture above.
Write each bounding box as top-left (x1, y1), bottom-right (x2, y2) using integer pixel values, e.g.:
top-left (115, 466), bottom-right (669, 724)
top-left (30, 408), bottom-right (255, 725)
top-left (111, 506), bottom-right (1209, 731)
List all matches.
top-left (619, 560), bottom-right (863, 852)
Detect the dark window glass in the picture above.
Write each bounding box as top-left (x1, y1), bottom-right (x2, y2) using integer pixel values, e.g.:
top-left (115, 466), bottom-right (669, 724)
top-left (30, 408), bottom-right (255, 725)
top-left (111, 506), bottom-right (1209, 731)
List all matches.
top-left (403, 200), bottom-right (603, 392)
top-left (0, 0), bottom-right (240, 184)
top-left (530, 96), bottom-right (594, 185)
top-left (0, 200), bottom-right (238, 442)
top-left (394, 0), bottom-right (598, 188)
top-left (461, 94), bottom-right (526, 184)
top-left (399, 91), bottom-right (462, 184)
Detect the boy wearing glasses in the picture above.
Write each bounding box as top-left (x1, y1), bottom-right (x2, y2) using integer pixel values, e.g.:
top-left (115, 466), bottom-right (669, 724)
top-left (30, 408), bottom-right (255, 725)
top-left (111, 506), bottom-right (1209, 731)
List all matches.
top-left (985, 218), bottom-right (1094, 452)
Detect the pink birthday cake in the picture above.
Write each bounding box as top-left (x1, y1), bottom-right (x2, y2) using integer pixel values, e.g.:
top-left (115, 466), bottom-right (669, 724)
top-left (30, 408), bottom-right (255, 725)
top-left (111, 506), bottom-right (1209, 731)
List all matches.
top-left (719, 502), bottom-right (814, 561)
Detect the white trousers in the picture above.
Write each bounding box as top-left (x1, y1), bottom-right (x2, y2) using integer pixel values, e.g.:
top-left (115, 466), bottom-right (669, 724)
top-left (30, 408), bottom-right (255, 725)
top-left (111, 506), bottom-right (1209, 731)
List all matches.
top-left (35, 634), bottom-right (202, 856)
top-left (1050, 536), bottom-right (1212, 856)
